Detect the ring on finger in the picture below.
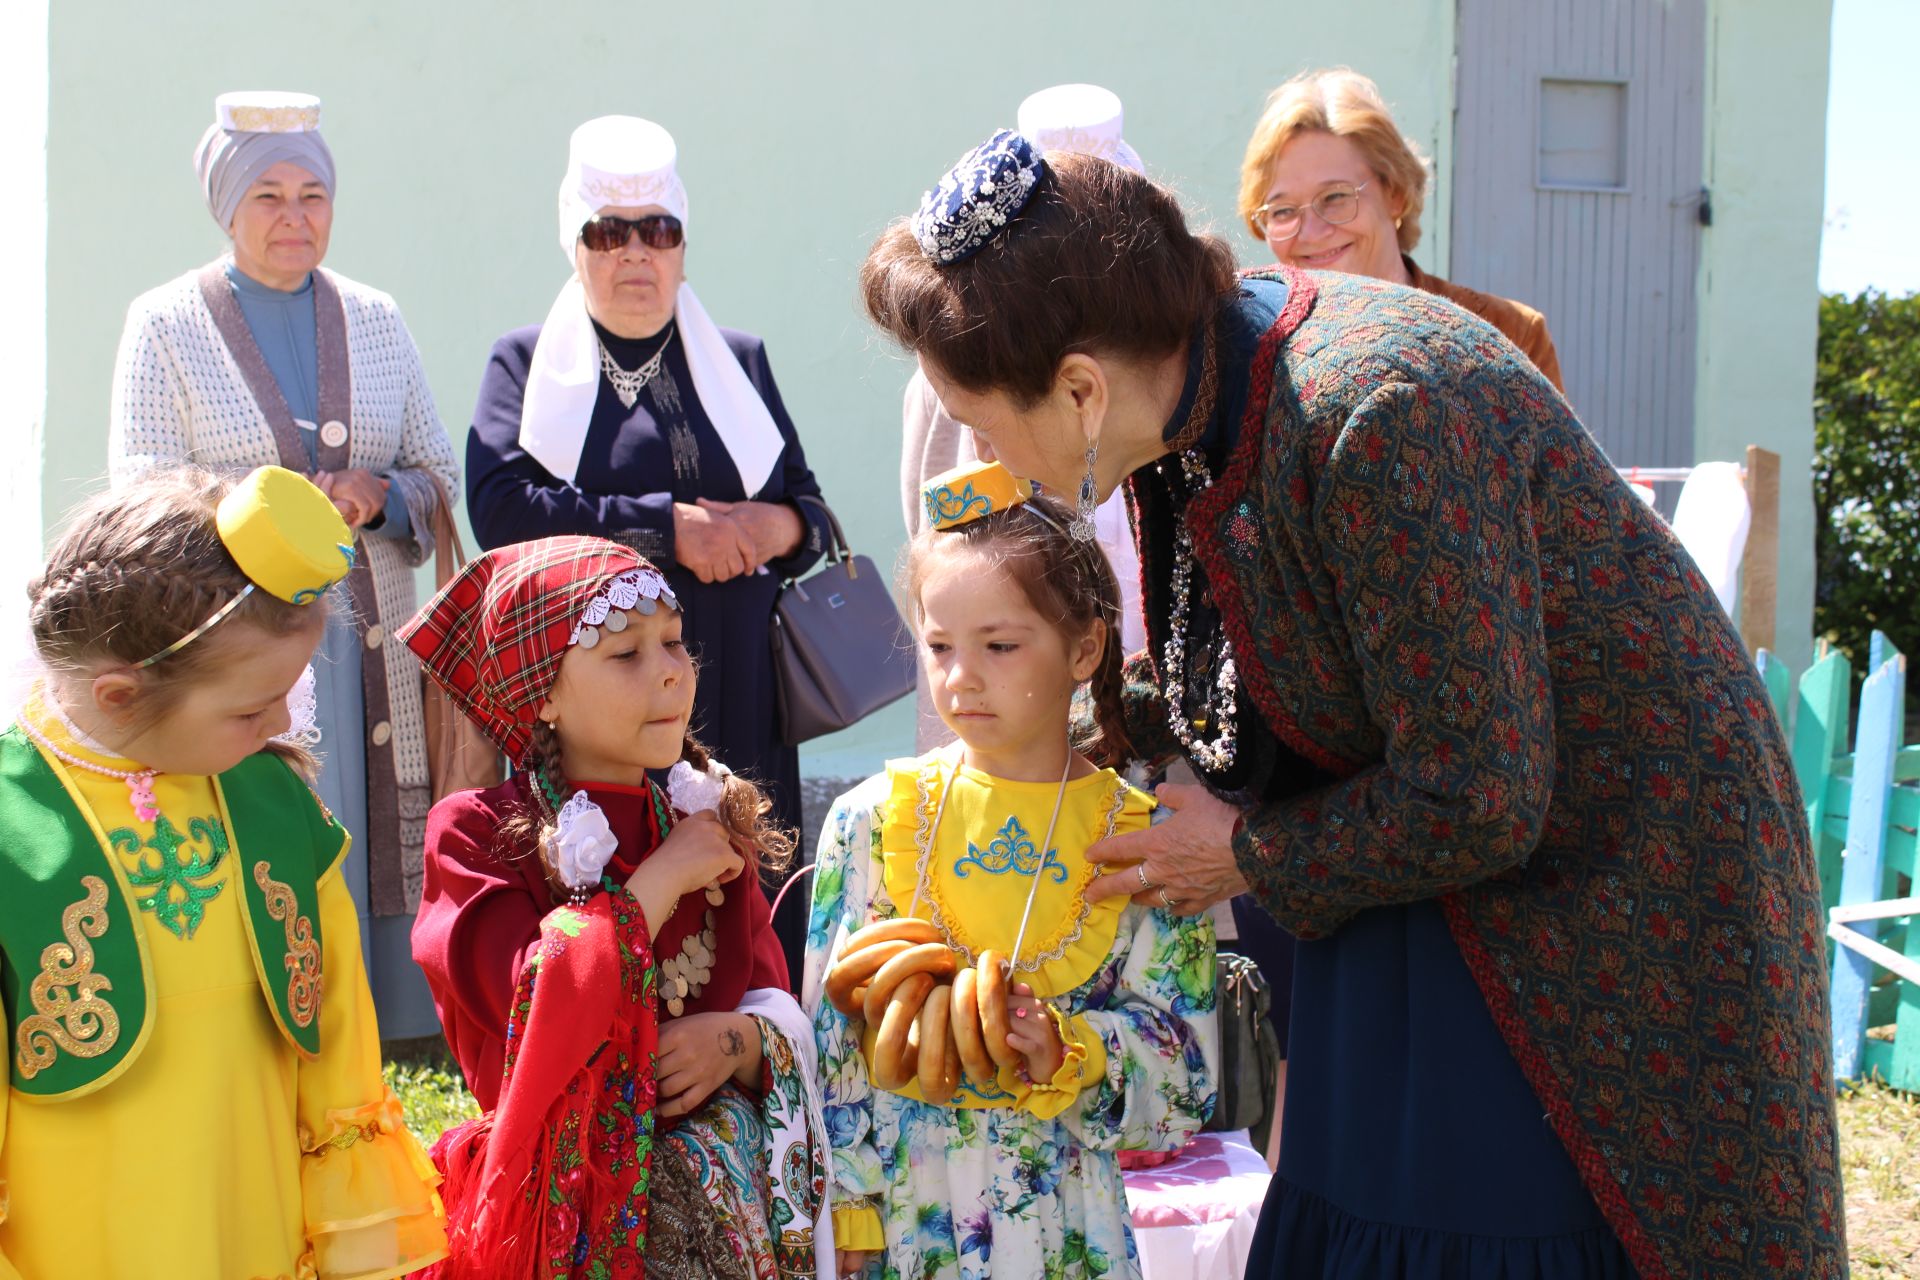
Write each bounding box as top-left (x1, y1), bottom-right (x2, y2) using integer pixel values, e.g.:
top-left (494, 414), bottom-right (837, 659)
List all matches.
top-left (1158, 887), bottom-right (1179, 910)
top-left (1135, 864), bottom-right (1154, 891)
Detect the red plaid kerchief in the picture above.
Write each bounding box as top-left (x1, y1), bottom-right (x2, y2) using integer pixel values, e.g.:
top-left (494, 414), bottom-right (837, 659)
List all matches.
top-left (397, 536), bottom-right (657, 765)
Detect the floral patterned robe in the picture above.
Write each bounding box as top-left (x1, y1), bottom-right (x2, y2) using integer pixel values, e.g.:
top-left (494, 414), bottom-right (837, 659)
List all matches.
top-left (802, 761), bottom-right (1218, 1280)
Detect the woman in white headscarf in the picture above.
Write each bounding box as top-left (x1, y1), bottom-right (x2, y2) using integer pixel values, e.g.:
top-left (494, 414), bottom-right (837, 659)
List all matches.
top-left (108, 91), bottom-right (459, 1040)
top-left (465, 115), bottom-right (834, 979)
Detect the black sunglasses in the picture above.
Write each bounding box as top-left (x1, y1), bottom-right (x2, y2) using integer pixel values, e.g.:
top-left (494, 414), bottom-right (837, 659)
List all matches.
top-left (579, 213), bottom-right (684, 253)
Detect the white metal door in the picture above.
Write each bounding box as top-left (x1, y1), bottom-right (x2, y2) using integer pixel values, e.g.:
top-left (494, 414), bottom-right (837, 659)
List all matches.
top-left (1451, 0), bottom-right (1707, 471)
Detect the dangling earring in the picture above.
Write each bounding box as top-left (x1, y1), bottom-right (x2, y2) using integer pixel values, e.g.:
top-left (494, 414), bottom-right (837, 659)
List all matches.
top-left (1070, 441), bottom-right (1099, 543)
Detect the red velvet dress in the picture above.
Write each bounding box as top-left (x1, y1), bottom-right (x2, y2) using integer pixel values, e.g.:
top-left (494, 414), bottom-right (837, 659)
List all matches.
top-left (412, 774), bottom-right (788, 1110)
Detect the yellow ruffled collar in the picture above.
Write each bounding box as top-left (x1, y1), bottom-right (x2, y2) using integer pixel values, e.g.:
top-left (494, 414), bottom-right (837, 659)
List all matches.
top-left (879, 751), bottom-right (1153, 997)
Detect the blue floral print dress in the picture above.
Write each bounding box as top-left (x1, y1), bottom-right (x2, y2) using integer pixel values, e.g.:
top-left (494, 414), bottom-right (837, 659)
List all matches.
top-left (801, 754), bottom-right (1219, 1280)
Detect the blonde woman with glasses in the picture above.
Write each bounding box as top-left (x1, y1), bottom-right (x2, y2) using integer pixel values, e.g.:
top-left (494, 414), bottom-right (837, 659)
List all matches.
top-left (1240, 67), bottom-right (1564, 390)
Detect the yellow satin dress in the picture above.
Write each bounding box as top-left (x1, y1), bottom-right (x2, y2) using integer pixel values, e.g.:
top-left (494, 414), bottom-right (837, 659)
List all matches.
top-left (0, 711), bottom-right (445, 1280)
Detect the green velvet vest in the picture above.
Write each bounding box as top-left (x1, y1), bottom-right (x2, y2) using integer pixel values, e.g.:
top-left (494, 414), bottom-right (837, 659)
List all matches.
top-left (0, 729), bottom-right (347, 1100)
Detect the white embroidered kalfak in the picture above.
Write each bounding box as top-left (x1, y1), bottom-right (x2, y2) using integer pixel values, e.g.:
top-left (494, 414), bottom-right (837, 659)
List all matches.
top-left (1016, 83), bottom-right (1146, 175)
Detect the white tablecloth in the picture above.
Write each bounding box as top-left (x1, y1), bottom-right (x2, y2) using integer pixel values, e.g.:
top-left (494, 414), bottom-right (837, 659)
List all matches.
top-left (1124, 1130), bottom-right (1272, 1280)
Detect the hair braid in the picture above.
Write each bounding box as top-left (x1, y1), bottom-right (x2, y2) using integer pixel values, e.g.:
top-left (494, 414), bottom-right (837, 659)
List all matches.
top-left (495, 720), bottom-right (568, 881)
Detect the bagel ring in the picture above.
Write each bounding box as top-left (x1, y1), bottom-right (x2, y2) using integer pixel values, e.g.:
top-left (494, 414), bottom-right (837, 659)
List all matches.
top-left (917, 983), bottom-right (962, 1104)
top-left (948, 965), bottom-right (997, 1085)
top-left (1158, 888), bottom-right (1179, 910)
top-left (863, 942), bottom-right (960, 1026)
top-left (841, 917), bottom-right (944, 955)
top-left (823, 938), bottom-right (912, 1017)
top-left (873, 972), bottom-right (935, 1090)
top-left (976, 949), bottom-right (1021, 1069)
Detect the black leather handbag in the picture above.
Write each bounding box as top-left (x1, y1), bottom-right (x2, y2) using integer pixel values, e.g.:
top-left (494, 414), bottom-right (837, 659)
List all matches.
top-left (770, 496), bottom-right (917, 745)
top-left (1206, 950), bottom-right (1283, 1143)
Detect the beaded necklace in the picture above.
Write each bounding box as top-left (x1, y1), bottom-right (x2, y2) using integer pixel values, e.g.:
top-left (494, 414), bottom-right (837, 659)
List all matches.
top-left (1159, 447), bottom-right (1241, 773)
top-left (18, 712), bottom-right (162, 822)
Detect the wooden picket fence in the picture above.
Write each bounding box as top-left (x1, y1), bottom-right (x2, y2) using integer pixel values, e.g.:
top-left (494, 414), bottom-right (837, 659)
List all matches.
top-left (1756, 632), bottom-right (1919, 1090)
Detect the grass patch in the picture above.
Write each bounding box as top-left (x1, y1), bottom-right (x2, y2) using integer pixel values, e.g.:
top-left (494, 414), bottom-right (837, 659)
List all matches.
top-left (1839, 1075), bottom-right (1920, 1278)
top-left (383, 1042), bottom-right (479, 1145)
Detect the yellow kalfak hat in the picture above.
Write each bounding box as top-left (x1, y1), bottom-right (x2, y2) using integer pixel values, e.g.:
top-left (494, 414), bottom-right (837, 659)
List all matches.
top-left (922, 461), bottom-right (1034, 533)
top-left (216, 466), bottom-right (355, 604)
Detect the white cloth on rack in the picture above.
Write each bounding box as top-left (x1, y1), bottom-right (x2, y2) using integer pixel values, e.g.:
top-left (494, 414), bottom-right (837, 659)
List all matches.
top-left (1670, 461), bottom-right (1751, 618)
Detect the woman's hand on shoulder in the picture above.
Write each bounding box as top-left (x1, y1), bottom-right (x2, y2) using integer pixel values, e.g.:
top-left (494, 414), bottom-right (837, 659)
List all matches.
top-left (672, 501), bottom-right (757, 583)
top-left (1084, 783), bottom-right (1248, 916)
top-left (656, 1010), bottom-right (762, 1116)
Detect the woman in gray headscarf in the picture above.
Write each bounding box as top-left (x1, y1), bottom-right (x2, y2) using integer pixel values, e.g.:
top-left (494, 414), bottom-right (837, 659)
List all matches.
top-left (108, 90), bottom-right (460, 1040)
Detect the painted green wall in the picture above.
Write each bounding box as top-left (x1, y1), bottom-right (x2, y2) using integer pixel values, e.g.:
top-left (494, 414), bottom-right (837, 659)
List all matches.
top-left (33, 1), bottom-right (1838, 772)
top-left (1695, 0), bottom-right (1833, 679)
top-left (1, 0), bottom-right (48, 643)
top-left (41, 0), bottom-right (1453, 775)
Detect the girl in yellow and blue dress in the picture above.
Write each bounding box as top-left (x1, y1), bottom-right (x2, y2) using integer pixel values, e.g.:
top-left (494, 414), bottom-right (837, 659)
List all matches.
top-left (801, 462), bottom-right (1218, 1280)
top-left (0, 466), bottom-right (446, 1280)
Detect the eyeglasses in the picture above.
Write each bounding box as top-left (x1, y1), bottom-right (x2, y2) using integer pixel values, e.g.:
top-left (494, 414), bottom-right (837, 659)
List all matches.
top-left (579, 213), bottom-right (685, 253)
top-left (1255, 182), bottom-right (1370, 241)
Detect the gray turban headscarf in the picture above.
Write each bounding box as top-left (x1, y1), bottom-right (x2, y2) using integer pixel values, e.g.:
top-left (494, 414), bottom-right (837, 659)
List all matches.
top-left (193, 124), bottom-right (337, 232)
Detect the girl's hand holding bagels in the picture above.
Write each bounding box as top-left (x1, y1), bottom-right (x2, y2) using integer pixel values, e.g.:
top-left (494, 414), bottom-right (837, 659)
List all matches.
top-left (1004, 980), bottom-right (1064, 1082)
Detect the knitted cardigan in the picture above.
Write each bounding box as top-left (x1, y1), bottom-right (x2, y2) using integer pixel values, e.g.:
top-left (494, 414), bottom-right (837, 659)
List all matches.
top-left (108, 259), bottom-right (460, 909)
top-left (1125, 266), bottom-right (1844, 1280)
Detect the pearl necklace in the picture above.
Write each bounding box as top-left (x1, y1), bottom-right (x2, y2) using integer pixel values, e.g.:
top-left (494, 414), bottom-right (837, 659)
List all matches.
top-left (1161, 448), bottom-right (1240, 774)
top-left (18, 714), bottom-right (162, 821)
top-left (598, 325), bottom-right (675, 409)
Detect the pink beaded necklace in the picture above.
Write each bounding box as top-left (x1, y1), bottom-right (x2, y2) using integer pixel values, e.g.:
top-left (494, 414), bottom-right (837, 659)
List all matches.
top-left (18, 713), bottom-right (162, 822)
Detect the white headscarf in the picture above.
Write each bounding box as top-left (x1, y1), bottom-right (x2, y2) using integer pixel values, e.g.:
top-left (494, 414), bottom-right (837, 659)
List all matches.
top-left (521, 116), bottom-right (784, 494)
top-left (1016, 83), bottom-right (1146, 174)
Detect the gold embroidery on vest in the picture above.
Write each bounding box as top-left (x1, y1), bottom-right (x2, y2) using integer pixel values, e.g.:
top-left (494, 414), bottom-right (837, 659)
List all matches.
top-left (254, 862), bottom-right (321, 1028)
top-left (15, 875), bottom-right (120, 1080)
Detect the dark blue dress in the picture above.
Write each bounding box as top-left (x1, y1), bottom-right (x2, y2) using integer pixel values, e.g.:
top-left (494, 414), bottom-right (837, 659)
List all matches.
top-left (466, 318), bottom-right (831, 982)
top-left (1250, 901), bottom-right (1638, 1277)
top-left (1140, 279), bottom-right (1638, 1278)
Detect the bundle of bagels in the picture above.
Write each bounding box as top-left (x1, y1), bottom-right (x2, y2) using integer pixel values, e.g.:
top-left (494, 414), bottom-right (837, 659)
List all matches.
top-left (822, 917), bottom-right (1022, 1103)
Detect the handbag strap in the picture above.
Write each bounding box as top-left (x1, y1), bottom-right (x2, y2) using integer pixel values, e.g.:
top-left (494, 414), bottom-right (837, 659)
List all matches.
top-left (791, 493), bottom-right (850, 564)
top-left (426, 473), bottom-right (469, 589)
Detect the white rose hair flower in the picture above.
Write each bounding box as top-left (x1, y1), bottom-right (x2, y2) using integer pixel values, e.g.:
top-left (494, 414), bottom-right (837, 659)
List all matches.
top-left (552, 790), bottom-right (621, 899)
top-left (667, 757), bottom-right (732, 815)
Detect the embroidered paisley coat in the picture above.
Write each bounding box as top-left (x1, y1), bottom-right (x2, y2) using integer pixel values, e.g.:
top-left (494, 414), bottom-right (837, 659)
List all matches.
top-left (1124, 266), bottom-right (1845, 1280)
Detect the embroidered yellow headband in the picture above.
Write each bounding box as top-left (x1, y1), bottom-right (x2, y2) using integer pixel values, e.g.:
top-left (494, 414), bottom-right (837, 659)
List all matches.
top-left (922, 461), bottom-right (1034, 532)
top-left (135, 466), bottom-right (355, 668)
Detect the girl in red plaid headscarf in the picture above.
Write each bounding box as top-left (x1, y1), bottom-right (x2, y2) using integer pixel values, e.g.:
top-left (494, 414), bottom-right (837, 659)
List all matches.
top-left (398, 535), bottom-right (833, 1279)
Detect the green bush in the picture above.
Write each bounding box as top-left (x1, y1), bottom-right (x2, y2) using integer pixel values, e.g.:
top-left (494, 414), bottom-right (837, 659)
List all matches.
top-left (1813, 290), bottom-right (1920, 699)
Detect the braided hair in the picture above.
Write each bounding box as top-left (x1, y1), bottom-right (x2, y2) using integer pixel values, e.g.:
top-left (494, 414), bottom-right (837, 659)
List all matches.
top-left (906, 490), bottom-right (1134, 768)
top-left (29, 466), bottom-right (327, 771)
